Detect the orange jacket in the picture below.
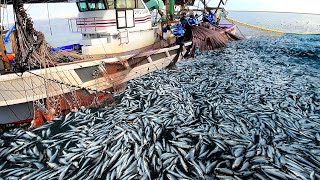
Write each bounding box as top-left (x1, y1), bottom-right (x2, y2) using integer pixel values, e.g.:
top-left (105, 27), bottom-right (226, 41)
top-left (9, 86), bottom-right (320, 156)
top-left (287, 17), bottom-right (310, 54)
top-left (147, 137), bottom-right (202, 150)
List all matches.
top-left (0, 52), bottom-right (15, 61)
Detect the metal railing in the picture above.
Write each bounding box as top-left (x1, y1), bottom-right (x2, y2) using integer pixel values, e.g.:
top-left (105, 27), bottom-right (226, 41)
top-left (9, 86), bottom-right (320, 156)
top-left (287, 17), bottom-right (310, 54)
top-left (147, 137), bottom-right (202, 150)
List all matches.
top-left (118, 29), bottom-right (129, 44)
top-left (68, 17), bottom-right (102, 33)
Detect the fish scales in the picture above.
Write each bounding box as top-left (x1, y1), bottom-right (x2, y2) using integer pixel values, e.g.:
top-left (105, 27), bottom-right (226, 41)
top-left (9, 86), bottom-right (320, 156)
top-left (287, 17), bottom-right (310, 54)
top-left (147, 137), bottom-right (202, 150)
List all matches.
top-left (1, 37), bottom-right (320, 179)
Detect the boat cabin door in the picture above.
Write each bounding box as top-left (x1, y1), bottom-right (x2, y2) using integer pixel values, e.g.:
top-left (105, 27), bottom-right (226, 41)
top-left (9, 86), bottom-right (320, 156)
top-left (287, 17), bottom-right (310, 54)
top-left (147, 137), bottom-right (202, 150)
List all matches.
top-left (115, 0), bottom-right (136, 28)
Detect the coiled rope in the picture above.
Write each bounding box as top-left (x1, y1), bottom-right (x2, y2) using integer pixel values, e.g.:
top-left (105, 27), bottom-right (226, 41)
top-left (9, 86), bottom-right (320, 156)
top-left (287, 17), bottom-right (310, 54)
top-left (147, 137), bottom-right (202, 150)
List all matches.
top-left (225, 16), bottom-right (320, 35)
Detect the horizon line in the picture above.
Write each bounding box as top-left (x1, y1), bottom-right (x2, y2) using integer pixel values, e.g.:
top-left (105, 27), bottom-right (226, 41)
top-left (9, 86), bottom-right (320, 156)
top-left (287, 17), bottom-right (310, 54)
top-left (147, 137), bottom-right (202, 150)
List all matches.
top-left (228, 10), bottom-right (320, 15)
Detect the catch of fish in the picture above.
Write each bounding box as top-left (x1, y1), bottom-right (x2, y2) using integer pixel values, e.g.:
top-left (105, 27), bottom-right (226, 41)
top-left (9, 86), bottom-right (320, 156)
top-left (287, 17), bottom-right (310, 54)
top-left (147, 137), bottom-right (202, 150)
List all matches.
top-left (0, 35), bottom-right (320, 179)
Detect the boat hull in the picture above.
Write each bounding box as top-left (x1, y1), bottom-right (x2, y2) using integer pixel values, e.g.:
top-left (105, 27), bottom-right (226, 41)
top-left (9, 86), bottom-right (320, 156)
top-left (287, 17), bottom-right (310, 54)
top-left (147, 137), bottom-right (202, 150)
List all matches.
top-left (0, 42), bottom-right (192, 125)
top-left (226, 25), bottom-right (237, 35)
top-left (0, 102), bottom-right (33, 124)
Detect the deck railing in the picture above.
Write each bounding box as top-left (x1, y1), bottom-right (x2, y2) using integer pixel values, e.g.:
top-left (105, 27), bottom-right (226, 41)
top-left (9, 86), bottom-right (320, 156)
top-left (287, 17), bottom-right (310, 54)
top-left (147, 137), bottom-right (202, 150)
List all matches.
top-left (68, 17), bottom-right (102, 33)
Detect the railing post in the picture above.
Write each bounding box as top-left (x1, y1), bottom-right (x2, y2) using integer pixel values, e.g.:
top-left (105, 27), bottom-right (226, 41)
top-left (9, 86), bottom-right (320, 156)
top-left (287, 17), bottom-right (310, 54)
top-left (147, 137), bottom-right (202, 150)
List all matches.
top-left (83, 18), bottom-right (85, 33)
top-left (76, 18), bottom-right (79, 33)
top-left (94, 17), bottom-right (97, 32)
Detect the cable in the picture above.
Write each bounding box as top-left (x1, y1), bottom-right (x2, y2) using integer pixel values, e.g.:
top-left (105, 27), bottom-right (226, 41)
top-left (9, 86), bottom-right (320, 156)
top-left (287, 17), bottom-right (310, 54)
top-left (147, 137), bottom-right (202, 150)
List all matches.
top-left (225, 16), bottom-right (320, 35)
top-left (27, 71), bottom-right (112, 94)
top-left (235, 25), bottom-right (245, 39)
top-left (46, 3), bottom-right (53, 35)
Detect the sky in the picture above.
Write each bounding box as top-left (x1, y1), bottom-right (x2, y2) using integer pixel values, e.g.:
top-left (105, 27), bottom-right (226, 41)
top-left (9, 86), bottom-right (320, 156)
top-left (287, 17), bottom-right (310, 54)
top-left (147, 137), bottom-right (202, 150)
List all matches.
top-left (2, 3), bottom-right (79, 23)
top-left (1, 0), bottom-right (319, 24)
top-left (224, 0), bottom-right (320, 14)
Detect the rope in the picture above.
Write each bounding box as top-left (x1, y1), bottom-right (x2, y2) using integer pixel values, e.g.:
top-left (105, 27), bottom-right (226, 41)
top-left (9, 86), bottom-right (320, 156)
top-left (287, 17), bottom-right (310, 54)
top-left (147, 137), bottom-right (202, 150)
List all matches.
top-left (225, 16), bottom-right (320, 35)
top-left (26, 71), bottom-right (112, 95)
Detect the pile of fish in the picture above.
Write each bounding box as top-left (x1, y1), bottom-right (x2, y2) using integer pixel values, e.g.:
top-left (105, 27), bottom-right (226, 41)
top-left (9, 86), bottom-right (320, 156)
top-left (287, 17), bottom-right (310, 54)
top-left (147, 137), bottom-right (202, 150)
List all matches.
top-left (1, 35), bottom-right (320, 179)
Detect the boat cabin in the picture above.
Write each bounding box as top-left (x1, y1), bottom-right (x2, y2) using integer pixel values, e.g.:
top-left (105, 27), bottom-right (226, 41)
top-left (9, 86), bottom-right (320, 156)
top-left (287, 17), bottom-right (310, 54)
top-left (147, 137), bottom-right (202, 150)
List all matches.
top-left (71, 0), bottom-right (157, 55)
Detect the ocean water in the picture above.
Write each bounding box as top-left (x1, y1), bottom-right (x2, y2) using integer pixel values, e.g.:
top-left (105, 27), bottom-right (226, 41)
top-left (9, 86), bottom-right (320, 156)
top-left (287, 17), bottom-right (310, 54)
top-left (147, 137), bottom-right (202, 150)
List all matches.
top-left (31, 11), bottom-right (320, 46)
top-left (227, 11), bottom-right (320, 37)
top-left (32, 19), bottom-right (82, 47)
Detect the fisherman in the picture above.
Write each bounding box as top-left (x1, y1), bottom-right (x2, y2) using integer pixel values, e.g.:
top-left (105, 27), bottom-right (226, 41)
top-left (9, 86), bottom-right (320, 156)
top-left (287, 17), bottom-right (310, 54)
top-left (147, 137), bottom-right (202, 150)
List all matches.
top-left (178, 12), bottom-right (193, 41)
top-left (204, 10), bottom-right (216, 24)
top-left (0, 52), bottom-right (15, 71)
top-left (180, 12), bottom-right (188, 27)
top-left (187, 14), bottom-right (199, 26)
top-left (171, 23), bottom-right (185, 37)
top-left (116, 0), bottom-right (126, 8)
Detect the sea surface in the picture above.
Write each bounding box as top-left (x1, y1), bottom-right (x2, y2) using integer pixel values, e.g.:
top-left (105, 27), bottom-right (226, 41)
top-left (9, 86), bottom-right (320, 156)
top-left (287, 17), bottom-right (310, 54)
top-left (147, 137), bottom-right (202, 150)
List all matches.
top-left (227, 11), bottom-right (320, 37)
top-left (29, 11), bottom-right (320, 46)
top-left (0, 11), bottom-right (320, 179)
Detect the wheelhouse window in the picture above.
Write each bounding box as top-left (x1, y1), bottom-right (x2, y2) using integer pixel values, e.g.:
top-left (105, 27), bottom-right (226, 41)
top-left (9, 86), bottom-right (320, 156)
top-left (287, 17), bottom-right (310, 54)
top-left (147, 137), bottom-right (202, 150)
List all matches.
top-left (77, 0), bottom-right (146, 10)
top-left (78, 1), bottom-right (89, 11)
top-left (77, 0), bottom-right (108, 12)
top-left (116, 0), bottom-right (136, 9)
top-left (137, 0), bottom-right (145, 9)
top-left (106, 0), bottom-right (115, 9)
top-left (88, 0), bottom-right (106, 10)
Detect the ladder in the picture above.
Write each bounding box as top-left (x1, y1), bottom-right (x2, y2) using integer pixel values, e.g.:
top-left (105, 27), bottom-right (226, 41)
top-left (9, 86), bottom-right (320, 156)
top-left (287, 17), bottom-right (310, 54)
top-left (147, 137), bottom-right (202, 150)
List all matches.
top-left (118, 29), bottom-right (129, 45)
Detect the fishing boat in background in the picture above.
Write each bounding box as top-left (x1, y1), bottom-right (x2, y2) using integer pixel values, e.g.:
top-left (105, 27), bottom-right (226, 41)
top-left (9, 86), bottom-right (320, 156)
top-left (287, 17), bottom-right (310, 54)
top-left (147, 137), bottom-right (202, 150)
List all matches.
top-left (0, 0), bottom-right (240, 127)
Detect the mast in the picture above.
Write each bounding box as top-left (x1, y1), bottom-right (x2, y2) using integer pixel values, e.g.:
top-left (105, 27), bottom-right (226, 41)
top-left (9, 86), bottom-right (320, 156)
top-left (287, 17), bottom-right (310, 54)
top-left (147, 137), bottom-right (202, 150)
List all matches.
top-left (165, 0), bottom-right (169, 23)
top-left (165, 0), bottom-right (174, 23)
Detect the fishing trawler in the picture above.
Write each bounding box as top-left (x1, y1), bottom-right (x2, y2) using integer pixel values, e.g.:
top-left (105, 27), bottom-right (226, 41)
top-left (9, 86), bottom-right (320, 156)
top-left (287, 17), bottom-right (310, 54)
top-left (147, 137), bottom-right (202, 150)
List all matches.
top-left (0, 0), bottom-right (239, 127)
